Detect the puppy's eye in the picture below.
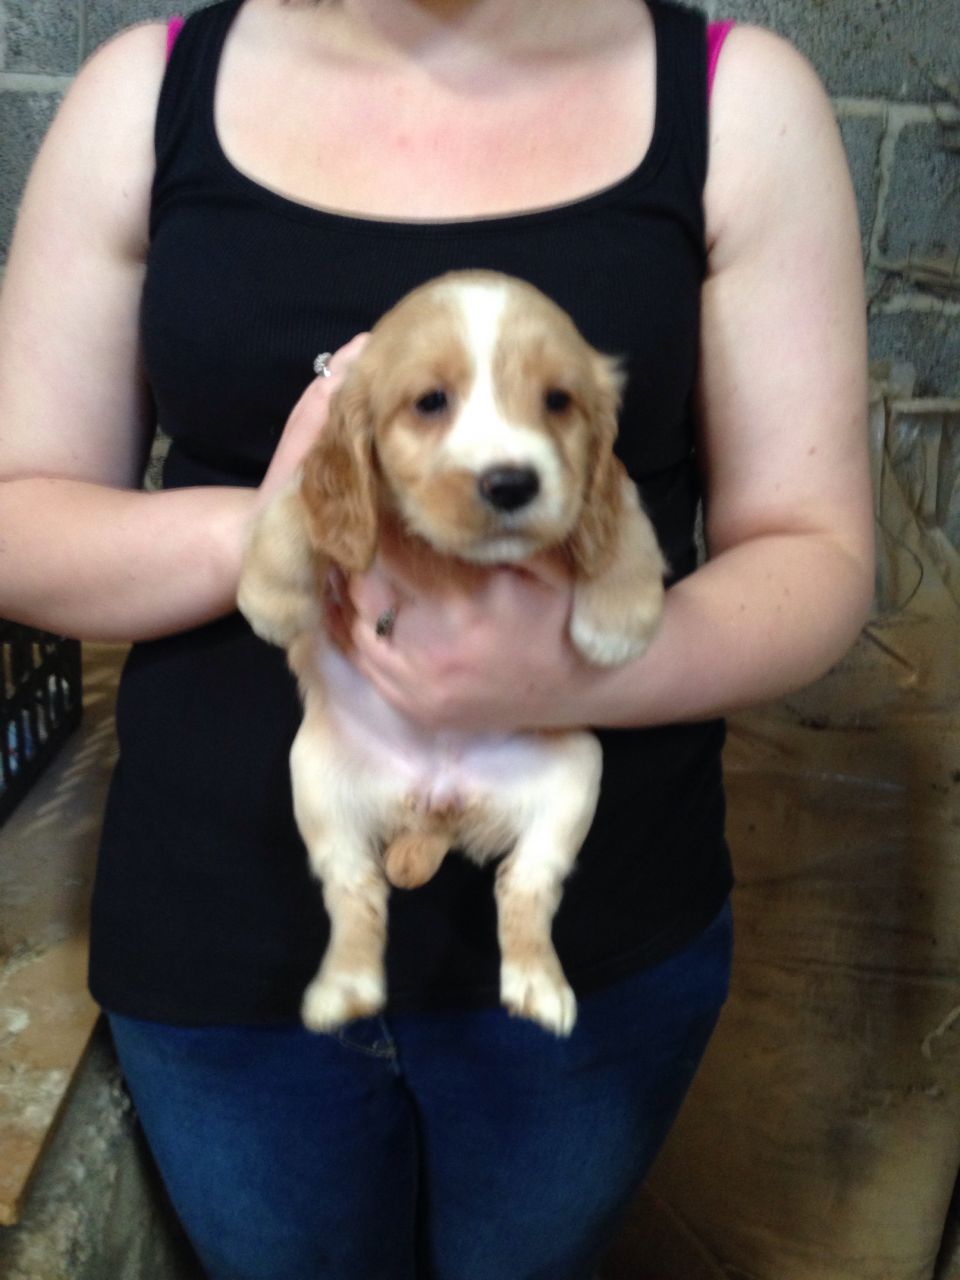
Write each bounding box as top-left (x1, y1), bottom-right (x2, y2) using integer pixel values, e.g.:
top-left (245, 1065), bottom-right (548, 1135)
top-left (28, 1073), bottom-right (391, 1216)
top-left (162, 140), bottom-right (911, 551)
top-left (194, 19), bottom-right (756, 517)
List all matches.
top-left (414, 389), bottom-right (449, 416)
top-left (544, 388), bottom-right (572, 414)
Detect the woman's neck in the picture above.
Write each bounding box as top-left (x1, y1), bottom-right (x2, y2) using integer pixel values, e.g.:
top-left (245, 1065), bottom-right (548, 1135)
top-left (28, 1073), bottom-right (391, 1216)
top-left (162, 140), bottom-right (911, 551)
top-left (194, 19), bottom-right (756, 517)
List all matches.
top-left (285, 0), bottom-right (645, 73)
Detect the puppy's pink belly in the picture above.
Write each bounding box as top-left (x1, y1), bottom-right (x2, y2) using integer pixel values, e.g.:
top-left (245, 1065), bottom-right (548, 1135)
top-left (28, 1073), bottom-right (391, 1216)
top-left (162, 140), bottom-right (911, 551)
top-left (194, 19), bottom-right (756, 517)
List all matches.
top-left (317, 644), bottom-right (523, 811)
top-left (406, 768), bottom-right (467, 814)
top-left (338, 718), bottom-right (535, 816)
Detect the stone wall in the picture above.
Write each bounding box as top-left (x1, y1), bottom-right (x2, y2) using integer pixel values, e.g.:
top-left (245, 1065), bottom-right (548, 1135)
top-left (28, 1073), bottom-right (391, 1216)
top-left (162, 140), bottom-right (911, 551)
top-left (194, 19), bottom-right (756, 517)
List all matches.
top-left (701, 0), bottom-right (960, 399)
top-left (1, 0), bottom-right (957, 393)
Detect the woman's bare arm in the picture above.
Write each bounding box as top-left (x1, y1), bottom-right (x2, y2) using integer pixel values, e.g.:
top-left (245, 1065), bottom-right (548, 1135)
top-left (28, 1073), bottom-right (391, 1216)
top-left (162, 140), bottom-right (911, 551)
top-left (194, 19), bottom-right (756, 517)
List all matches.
top-left (0, 23), bottom-right (353, 643)
top-left (0, 24), bottom-right (250, 641)
top-left (599, 23), bottom-right (875, 723)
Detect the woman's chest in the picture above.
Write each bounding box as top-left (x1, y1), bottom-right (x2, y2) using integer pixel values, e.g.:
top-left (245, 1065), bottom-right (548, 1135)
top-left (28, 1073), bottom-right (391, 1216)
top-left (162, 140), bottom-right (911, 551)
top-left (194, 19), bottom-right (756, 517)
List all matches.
top-left (214, 29), bottom-right (656, 221)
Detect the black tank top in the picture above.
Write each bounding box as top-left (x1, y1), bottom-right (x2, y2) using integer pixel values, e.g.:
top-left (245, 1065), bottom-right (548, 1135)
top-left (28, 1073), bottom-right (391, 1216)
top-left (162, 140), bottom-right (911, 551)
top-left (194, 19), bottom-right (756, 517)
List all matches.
top-left (90, 0), bottom-right (732, 1024)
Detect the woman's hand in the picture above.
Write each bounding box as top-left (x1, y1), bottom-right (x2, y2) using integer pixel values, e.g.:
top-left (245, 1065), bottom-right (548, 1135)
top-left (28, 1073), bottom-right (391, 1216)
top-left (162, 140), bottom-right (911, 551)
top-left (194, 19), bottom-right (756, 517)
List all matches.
top-left (338, 549), bottom-right (597, 735)
top-left (257, 333), bottom-right (370, 506)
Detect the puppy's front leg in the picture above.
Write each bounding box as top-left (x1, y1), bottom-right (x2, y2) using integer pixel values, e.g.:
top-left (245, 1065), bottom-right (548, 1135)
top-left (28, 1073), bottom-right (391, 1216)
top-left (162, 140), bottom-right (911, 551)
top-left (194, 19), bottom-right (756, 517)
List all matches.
top-left (495, 733), bottom-right (602, 1037)
top-left (496, 856), bottom-right (576, 1037)
top-left (302, 868), bottom-right (389, 1031)
top-left (569, 473), bottom-right (666, 667)
top-left (292, 719), bottom-right (388, 1032)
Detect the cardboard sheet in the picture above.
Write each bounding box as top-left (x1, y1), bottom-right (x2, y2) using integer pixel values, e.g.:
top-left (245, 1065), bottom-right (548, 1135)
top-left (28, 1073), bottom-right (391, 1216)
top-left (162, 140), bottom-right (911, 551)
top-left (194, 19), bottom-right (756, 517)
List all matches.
top-left (606, 377), bottom-right (960, 1280)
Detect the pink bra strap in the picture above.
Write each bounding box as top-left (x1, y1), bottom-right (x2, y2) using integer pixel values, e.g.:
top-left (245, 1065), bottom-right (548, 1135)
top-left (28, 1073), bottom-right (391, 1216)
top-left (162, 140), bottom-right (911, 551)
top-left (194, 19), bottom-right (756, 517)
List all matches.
top-left (707, 20), bottom-right (735, 101)
top-left (166, 15), bottom-right (185, 61)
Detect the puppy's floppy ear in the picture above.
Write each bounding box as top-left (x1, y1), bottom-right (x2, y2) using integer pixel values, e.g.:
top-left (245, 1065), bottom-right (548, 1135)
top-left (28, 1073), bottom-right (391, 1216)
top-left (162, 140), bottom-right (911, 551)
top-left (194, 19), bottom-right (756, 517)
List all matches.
top-left (565, 353), bottom-right (666, 667)
top-left (301, 370), bottom-right (378, 573)
top-left (566, 353), bottom-right (627, 579)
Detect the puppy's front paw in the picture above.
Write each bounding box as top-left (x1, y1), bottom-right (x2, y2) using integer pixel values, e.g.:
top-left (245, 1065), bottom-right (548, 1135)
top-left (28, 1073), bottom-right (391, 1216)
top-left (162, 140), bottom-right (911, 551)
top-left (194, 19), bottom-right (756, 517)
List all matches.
top-left (238, 585), bottom-right (319, 649)
top-left (569, 579), bottom-right (664, 667)
top-left (569, 474), bottom-right (666, 667)
top-left (501, 962), bottom-right (577, 1037)
top-left (301, 967), bottom-right (385, 1032)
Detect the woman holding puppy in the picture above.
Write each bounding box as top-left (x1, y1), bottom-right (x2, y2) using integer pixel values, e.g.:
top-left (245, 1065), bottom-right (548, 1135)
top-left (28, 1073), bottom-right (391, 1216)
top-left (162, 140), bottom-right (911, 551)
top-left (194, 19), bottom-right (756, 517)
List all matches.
top-left (0, 0), bottom-right (872, 1276)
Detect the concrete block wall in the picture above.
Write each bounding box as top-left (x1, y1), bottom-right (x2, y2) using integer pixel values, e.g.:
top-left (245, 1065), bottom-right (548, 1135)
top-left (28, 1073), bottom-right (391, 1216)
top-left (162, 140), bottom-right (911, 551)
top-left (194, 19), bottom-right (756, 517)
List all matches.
top-left (703, 0), bottom-right (960, 397)
top-left (1, 0), bottom-right (958, 393)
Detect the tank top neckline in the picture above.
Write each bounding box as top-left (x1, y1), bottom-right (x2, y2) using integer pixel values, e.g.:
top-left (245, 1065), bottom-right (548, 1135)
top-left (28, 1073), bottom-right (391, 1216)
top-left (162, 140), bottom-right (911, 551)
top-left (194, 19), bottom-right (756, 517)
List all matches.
top-left (188, 0), bottom-right (679, 237)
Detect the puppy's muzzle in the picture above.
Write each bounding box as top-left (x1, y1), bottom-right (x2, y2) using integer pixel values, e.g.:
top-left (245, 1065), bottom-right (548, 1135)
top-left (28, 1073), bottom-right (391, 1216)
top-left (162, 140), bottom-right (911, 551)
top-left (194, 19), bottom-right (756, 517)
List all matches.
top-left (478, 465), bottom-right (541, 513)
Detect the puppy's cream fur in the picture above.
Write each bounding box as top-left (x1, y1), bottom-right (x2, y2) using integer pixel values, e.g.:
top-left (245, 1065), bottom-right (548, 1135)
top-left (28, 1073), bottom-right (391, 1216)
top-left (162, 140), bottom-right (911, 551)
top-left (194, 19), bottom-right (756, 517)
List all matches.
top-left (238, 271), bottom-right (666, 1036)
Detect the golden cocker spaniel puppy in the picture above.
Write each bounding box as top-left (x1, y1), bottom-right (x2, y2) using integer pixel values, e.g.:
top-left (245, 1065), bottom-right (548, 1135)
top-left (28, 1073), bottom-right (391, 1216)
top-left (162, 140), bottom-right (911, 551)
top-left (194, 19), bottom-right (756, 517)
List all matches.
top-left (238, 271), bottom-right (665, 1036)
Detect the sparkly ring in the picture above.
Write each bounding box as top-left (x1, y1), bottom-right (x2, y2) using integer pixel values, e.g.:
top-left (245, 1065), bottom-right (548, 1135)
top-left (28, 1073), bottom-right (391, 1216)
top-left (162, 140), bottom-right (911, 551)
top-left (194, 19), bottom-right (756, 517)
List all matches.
top-left (313, 351), bottom-right (333, 378)
top-left (375, 606), bottom-right (398, 640)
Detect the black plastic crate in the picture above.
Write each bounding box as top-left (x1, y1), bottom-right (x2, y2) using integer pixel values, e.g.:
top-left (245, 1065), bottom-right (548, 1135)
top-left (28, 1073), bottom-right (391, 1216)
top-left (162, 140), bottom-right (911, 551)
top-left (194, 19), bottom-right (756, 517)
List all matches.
top-left (0, 623), bottom-right (83, 826)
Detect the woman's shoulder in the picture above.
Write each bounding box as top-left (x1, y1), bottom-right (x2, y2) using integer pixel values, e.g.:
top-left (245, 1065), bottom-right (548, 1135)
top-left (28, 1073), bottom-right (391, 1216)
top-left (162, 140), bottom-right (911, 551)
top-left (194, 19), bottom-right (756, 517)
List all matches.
top-left (47, 21), bottom-right (169, 172)
top-left (15, 22), bottom-right (170, 269)
top-left (710, 22), bottom-right (835, 119)
top-left (75, 18), bottom-right (170, 92)
top-left (704, 23), bottom-right (850, 259)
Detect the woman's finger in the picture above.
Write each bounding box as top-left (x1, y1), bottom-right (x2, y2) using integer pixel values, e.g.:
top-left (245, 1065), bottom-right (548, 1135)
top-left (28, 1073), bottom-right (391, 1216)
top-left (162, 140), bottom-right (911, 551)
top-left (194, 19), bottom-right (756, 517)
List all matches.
top-left (347, 559), bottom-right (407, 632)
top-left (258, 332), bottom-right (370, 499)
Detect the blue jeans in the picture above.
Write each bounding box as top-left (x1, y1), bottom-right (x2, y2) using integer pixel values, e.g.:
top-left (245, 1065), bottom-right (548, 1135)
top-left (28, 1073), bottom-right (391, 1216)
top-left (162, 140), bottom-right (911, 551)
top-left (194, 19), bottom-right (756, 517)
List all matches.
top-left (107, 901), bottom-right (731, 1280)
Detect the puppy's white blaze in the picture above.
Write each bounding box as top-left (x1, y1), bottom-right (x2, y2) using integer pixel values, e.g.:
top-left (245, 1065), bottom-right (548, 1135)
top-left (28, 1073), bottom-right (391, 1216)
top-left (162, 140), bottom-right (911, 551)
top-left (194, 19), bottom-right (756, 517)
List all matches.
top-left (438, 281), bottom-right (567, 521)
top-left (449, 279), bottom-right (508, 373)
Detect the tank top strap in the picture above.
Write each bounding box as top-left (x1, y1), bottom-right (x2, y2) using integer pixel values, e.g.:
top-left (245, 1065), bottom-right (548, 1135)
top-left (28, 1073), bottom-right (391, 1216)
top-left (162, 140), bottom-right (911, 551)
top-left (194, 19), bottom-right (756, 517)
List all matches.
top-left (153, 0), bottom-right (243, 234)
top-left (645, 0), bottom-right (710, 247)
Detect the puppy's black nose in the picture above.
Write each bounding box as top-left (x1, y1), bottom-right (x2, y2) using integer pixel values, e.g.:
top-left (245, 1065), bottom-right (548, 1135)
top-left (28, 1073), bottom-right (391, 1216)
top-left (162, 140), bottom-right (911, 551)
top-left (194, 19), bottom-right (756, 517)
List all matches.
top-left (477, 466), bottom-right (540, 512)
